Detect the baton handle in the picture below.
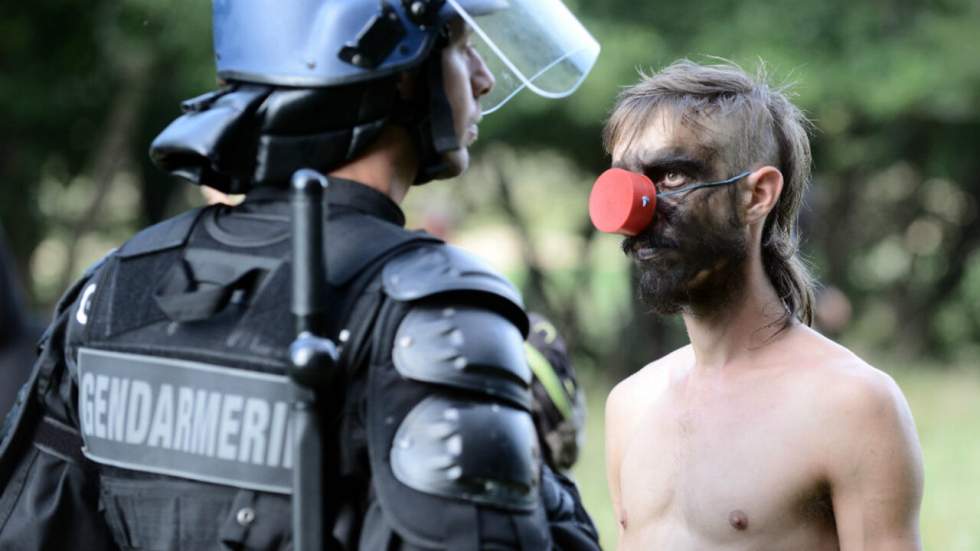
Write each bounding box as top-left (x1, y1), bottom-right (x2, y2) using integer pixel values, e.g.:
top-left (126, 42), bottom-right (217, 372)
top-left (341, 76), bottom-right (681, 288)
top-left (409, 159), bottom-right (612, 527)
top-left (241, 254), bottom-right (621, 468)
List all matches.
top-left (291, 169), bottom-right (328, 335)
top-left (289, 169), bottom-right (339, 551)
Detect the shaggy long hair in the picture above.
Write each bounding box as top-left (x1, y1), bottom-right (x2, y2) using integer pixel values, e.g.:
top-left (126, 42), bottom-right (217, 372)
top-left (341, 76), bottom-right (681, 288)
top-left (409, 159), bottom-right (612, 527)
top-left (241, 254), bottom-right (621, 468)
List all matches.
top-left (604, 59), bottom-right (815, 327)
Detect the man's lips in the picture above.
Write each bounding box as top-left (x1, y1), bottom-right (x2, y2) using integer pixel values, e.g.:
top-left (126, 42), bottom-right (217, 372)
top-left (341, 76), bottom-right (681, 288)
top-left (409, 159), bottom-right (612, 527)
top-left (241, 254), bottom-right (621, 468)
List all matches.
top-left (467, 114), bottom-right (482, 144)
top-left (632, 245), bottom-right (676, 261)
top-left (633, 247), bottom-right (659, 261)
top-left (631, 237), bottom-right (678, 252)
top-left (627, 237), bottom-right (679, 261)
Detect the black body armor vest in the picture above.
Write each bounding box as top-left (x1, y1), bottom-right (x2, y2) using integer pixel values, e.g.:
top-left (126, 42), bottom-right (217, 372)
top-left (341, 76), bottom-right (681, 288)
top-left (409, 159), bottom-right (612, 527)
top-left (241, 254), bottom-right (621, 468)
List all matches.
top-left (66, 181), bottom-right (442, 549)
top-left (0, 178), bottom-right (599, 551)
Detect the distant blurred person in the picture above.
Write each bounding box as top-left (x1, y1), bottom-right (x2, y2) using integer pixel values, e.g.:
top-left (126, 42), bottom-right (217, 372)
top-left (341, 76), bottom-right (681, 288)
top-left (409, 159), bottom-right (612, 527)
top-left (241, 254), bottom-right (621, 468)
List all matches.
top-left (814, 285), bottom-right (853, 339)
top-left (0, 226), bottom-right (43, 415)
top-left (525, 312), bottom-right (586, 473)
top-left (598, 61), bottom-right (923, 550)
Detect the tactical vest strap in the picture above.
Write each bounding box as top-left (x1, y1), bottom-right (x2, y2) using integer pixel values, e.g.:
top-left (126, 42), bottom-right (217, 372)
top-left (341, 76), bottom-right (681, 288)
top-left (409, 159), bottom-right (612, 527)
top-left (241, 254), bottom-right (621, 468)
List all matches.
top-left (154, 281), bottom-right (236, 323)
top-left (153, 249), bottom-right (280, 323)
top-left (34, 416), bottom-right (89, 467)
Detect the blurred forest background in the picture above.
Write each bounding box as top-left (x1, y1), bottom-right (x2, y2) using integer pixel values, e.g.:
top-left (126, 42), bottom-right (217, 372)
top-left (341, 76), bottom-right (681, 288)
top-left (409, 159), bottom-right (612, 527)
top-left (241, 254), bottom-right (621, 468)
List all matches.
top-left (2, 0), bottom-right (979, 548)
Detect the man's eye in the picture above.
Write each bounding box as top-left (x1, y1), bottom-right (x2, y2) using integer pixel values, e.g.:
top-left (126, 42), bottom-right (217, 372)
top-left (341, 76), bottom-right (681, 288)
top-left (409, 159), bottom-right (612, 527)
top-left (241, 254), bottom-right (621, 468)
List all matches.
top-left (660, 171), bottom-right (687, 187)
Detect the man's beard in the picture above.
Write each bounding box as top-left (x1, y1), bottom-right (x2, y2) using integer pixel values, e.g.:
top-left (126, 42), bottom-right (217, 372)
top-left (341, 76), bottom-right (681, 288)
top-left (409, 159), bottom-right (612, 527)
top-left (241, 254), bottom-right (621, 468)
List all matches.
top-left (622, 204), bottom-right (748, 317)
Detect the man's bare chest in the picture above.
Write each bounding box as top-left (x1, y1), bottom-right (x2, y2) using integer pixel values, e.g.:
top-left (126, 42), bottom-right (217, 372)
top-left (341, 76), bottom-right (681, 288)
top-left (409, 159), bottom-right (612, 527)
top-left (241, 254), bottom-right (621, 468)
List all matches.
top-left (618, 384), bottom-right (833, 543)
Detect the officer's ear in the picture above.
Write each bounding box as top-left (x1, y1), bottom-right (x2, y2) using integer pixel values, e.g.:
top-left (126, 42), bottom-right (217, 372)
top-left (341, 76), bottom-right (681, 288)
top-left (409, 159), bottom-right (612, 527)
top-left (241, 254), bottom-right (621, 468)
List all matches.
top-left (742, 166), bottom-right (783, 225)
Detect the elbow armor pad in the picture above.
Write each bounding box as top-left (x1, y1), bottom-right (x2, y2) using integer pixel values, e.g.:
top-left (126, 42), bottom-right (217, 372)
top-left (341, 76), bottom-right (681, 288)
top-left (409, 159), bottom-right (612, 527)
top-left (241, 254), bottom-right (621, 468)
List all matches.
top-left (390, 394), bottom-right (539, 510)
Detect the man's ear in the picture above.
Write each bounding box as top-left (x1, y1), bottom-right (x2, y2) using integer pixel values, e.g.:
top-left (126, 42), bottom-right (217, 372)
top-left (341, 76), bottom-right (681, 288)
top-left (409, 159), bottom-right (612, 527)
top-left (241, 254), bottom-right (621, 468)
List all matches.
top-left (743, 166), bottom-right (783, 225)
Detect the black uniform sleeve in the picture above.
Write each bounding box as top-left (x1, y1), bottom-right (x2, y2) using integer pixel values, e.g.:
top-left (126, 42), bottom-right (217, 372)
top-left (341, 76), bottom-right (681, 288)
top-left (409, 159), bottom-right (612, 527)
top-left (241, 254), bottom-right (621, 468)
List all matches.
top-left (0, 263), bottom-right (118, 550)
top-left (541, 466), bottom-right (601, 550)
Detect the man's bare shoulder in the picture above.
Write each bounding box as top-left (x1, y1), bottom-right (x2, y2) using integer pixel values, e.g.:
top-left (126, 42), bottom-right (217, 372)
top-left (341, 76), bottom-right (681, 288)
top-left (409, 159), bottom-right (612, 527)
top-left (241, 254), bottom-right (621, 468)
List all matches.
top-left (783, 329), bottom-right (924, 540)
top-left (605, 345), bottom-right (694, 472)
top-left (783, 326), bottom-right (899, 392)
top-left (781, 325), bottom-right (916, 444)
top-left (607, 344), bottom-right (693, 412)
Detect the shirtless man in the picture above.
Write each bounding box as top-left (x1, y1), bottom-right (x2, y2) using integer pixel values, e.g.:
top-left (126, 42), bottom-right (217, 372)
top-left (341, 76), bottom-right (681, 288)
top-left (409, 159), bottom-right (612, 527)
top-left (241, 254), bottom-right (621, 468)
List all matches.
top-left (601, 60), bottom-right (924, 550)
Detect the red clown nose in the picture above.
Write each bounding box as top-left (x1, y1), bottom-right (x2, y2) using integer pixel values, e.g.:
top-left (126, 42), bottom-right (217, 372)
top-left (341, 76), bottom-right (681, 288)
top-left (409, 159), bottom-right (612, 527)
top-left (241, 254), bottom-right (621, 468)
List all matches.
top-left (588, 168), bottom-right (657, 235)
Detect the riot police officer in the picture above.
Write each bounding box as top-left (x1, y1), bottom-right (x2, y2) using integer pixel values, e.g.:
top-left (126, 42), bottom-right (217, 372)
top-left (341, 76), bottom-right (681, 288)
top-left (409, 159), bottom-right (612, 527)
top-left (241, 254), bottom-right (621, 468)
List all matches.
top-left (0, 226), bottom-right (42, 416)
top-left (526, 312), bottom-right (587, 474)
top-left (0, 1), bottom-right (601, 549)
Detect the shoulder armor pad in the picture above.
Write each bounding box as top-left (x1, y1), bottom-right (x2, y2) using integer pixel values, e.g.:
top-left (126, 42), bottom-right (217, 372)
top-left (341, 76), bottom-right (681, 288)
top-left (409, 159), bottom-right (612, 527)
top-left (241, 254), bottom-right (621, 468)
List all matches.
top-left (394, 305), bottom-right (532, 409)
top-left (391, 395), bottom-right (540, 511)
top-left (117, 207), bottom-right (206, 259)
top-left (382, 244), bottom-right (528, 335)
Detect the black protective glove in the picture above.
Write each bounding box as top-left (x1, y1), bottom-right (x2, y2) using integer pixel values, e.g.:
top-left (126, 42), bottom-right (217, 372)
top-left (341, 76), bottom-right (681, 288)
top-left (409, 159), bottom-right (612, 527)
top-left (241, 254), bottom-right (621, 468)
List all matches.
top-left (541, 465), bottom-right (601, 550)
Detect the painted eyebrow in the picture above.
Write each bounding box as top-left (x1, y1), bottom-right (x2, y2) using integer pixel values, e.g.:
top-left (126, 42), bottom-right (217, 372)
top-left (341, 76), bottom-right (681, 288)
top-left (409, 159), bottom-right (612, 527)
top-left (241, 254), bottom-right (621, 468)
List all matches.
top-left (613, 153), bottom-right (709, 178)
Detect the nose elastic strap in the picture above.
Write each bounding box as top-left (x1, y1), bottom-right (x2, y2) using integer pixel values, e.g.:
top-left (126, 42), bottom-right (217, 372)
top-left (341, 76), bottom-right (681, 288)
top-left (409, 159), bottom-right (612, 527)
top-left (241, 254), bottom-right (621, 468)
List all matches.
top-left (589, 169), bottom-right (752, 236)
top-left (656, 171), bottom-right (751, 198)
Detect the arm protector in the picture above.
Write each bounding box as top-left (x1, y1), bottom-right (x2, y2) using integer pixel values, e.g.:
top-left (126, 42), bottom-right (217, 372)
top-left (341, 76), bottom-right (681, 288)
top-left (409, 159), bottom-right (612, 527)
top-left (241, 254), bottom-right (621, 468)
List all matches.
top-left (362, 244), bottom-right (598, 550)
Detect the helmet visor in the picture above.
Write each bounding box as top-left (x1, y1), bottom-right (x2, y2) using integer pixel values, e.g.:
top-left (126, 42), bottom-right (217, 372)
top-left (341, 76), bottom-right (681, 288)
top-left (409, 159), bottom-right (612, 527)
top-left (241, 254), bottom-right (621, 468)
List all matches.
top-left (448, 0), bottom-right (600, 115)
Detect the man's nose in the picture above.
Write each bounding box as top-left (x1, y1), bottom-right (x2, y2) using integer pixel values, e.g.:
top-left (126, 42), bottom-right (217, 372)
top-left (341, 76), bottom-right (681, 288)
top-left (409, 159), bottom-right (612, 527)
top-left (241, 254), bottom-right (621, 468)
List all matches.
top-left (472, 53), bottom-right (495, 99)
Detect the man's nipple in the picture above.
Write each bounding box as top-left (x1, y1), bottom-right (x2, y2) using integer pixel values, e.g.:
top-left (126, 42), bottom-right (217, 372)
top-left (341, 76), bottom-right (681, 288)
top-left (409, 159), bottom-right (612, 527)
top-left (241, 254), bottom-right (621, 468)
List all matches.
top-left (728, 509), bottom-right (749, 531)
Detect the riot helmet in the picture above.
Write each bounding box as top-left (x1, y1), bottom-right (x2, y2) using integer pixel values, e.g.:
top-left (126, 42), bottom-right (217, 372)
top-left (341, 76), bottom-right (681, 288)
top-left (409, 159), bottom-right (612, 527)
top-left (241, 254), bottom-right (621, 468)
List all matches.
top-left (151, 0), bottom-right (599, 192)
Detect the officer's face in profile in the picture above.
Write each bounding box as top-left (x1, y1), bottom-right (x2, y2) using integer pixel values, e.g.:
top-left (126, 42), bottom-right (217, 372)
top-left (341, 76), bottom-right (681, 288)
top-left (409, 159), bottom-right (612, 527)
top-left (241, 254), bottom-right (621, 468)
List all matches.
top-left (439, 18), bottom-right (495, 178)
top-left (613, 111), bottom-right (750, 316)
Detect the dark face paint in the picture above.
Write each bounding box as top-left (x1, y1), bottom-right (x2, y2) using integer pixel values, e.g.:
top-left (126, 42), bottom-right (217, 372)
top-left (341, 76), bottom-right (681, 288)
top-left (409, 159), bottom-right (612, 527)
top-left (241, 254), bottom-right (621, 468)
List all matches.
top-left (622, 180), bottom-right (749, 316)
top-left (656, 171), bottom-right (750, 199)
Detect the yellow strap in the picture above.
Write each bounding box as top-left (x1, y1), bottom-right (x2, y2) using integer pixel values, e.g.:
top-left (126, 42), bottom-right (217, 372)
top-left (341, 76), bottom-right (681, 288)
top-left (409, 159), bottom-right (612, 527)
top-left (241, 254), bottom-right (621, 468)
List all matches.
top-left (524, 343), bottom-right (573, 420)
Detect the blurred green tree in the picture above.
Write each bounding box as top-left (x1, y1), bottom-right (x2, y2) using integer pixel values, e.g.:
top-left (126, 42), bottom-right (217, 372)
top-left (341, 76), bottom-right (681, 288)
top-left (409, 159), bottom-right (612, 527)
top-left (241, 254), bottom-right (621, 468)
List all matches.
top-left (476, 0), bottom-right (980, 373)
top-left (3, 0), bottom-right (978, 371)
top-left (0, 0), bottom-right (212, 302)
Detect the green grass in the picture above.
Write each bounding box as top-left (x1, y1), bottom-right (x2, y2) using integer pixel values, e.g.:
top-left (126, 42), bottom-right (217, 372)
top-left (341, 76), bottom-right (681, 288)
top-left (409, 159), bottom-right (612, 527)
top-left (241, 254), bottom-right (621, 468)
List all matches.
top-left (897, 366), bottom-right (980, 551)
top-left (570, 362), bottom-right (980, 550)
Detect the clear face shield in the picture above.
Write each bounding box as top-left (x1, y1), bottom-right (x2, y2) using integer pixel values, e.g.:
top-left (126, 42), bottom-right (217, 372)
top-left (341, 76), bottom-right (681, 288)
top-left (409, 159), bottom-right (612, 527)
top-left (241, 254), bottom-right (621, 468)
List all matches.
top-left (447, 0), bottom-right (600, 115)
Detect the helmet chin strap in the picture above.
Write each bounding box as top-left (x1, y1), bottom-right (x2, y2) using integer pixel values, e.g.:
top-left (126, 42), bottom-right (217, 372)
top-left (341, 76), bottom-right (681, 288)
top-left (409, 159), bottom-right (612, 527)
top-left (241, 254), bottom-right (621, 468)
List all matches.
top-left (403, 43), bottom-right (462, 185)
top-left (413, 60), bottom-right (461, 184)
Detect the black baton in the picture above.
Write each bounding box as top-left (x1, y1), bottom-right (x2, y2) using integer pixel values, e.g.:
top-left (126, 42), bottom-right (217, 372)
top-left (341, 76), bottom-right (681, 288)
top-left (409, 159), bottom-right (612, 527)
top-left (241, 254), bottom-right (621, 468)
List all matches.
top-left (289, 169), bottom-right (339, 551)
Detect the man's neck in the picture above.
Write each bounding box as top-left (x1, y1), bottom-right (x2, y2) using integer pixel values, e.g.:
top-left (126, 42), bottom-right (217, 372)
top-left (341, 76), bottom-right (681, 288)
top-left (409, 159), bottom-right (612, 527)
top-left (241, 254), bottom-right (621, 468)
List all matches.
top-left (682, 254), bottom-right (791, 372)
top-left (328, 125), bottom-right (417, 204)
